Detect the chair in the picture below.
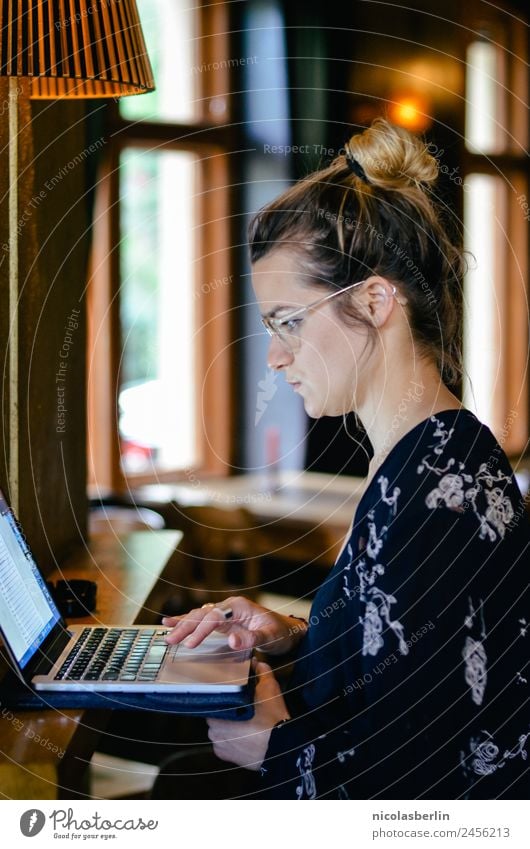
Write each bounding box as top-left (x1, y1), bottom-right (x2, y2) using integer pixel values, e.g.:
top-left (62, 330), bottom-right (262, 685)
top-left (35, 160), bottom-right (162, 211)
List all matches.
top-left (174, 505), bottom-right (263, 604)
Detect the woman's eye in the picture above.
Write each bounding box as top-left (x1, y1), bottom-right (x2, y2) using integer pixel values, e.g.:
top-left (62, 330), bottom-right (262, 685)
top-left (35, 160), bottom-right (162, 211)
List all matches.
top-left (279, 317), bottom-right (302, 333)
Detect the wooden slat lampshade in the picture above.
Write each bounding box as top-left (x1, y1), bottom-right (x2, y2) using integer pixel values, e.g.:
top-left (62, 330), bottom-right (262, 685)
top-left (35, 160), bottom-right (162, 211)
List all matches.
top-left (0, 0), bottom-right (155, 98)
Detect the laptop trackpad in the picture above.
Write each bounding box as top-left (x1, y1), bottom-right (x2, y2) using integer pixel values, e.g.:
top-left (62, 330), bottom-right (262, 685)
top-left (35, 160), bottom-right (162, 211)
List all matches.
top-left (163, 632), bottom-right (251, 690)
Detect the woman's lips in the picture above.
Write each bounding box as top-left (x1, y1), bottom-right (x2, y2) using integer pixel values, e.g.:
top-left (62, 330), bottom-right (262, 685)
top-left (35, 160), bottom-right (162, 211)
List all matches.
top-left (288, 381), bottom-right (302, 392)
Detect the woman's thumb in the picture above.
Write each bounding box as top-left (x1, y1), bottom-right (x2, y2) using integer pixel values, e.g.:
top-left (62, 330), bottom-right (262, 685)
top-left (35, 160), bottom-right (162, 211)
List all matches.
top-left (252, 658), bottom-right (273, 676)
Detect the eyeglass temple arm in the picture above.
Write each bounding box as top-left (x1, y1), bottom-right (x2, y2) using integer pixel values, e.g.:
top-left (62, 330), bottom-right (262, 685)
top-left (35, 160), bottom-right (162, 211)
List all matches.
top-left (277, 279), bottom-right (367, 322)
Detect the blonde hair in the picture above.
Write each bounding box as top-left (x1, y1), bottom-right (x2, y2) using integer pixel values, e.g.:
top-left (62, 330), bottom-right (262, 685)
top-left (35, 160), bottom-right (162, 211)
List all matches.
top-left (249, 118), bottom-right (466, 386)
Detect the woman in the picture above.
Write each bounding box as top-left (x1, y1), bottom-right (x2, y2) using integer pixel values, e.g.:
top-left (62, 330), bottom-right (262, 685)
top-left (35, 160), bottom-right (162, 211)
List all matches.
top-left (163, 119), bottom-right (529, 799)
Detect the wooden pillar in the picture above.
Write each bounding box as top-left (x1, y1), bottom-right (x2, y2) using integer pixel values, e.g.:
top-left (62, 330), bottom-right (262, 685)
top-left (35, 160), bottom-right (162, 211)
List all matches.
top-left (0, 83), bottom-right (92, 571)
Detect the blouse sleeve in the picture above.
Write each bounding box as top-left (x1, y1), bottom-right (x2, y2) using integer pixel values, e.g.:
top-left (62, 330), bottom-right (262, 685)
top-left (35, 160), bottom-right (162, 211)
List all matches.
top-left (259, 464), bottom-right (529, 800)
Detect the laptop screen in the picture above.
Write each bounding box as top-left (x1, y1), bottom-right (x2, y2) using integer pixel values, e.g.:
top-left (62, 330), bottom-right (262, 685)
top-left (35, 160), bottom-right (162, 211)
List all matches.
top-left (0, 492), bottom-right (61, 670)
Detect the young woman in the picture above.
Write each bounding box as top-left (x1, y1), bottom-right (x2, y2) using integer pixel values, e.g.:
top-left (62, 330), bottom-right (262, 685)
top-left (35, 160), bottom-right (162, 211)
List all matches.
top-left (163, 119), bottom-right (529, 799)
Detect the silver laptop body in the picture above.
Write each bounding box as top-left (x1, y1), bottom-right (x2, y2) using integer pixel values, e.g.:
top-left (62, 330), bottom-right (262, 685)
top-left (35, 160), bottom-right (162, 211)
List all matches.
top-left (0, 489), bottom-right (251, 695)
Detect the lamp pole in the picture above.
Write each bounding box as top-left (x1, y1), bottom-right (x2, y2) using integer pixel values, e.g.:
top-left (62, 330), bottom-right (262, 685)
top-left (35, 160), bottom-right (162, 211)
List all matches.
top-left (7, 77), bottom-right (27, 515)
top-left (1, 0), bottom-right (154, 514)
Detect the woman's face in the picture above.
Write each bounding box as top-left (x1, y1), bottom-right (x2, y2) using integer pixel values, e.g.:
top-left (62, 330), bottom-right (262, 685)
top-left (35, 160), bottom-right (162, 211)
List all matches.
top-left (252, 248), bottom-right (371, 418)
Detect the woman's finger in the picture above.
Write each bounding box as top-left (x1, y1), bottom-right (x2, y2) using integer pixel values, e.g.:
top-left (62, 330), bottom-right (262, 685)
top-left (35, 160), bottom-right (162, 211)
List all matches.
top-left (181, 608), bottom-right (233, 648)
top-left (227, 625), bottom-right (269, 651)
top-left (164, 607), bottom-right (216, 644)
top-left (253, 658), bottom-right (273, 679)
top-left (161, 614), bottom-right (183, 626)
top-left (252, 658), bottom-right (271, 688)
top-left (253, 660), bottom-right (284, 700)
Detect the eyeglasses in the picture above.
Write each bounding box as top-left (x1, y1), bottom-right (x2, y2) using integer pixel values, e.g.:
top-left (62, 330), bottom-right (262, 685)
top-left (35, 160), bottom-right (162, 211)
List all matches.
top-left (261, 279), bottom-right (369, 352)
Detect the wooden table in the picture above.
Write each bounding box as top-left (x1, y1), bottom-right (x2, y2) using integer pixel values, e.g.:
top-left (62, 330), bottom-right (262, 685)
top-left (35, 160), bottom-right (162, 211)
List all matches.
top-left (137, 471), bottom-right (367, 568)
top-left (0, 530), bottom-right (182, 800)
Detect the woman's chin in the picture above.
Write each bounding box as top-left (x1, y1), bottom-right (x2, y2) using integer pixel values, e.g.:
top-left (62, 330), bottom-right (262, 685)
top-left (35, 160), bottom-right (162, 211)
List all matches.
top-left (304, 396), bottom-right (354, 419)
top-left (303, 397), bottom-right (328, 419)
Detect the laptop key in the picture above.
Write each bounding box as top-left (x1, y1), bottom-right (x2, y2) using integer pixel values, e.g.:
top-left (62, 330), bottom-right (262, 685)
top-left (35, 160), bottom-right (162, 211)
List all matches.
top-left (56, 628), bottom-right (175, 683)
top-left (144, 646), bottom-right (167, 663)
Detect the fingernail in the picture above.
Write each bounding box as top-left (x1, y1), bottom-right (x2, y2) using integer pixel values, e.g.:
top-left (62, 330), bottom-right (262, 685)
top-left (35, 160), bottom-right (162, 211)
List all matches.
top-left (231, 636), bottom-right (240, 648)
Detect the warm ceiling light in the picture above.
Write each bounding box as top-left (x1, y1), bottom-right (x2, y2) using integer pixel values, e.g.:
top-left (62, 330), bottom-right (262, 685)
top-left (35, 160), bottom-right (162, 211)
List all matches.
top-left (0, 0), bottom-right (155, 99)
top-left (388, 95), bottom-right (432, 133)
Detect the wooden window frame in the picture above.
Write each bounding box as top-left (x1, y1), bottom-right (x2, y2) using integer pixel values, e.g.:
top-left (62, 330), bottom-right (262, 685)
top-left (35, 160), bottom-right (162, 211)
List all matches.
top-left (462, 2), bottom-right (529, 457)
top-left (87, 1), bottom-right (237, 493)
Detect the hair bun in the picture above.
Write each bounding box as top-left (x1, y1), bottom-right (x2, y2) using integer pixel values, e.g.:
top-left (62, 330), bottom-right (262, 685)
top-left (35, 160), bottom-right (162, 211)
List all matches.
top-left (345, 117), bottom-right (438, 189)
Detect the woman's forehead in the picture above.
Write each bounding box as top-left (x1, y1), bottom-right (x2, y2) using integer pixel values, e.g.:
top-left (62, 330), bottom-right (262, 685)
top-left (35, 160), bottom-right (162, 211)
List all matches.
top-left (252, 275), bottom-right (319, 317)
top-left (252, 250), bottom-right (319, 303)
top-left (252, 247), bottom-right (302, 276)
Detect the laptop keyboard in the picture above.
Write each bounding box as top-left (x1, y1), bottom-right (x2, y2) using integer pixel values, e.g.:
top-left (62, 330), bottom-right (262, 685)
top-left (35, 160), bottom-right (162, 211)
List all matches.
top-left (54, 628), bottom-right (173, 683)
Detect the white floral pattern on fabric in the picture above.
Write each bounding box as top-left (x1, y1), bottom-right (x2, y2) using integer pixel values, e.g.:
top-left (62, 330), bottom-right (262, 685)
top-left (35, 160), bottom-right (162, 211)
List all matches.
top-left (463, 597), bottom-right (488, 705)
top-left (361, 588), bottom-right (409, 657)
top-left (512, 614), bottom-right (527, 683)
top-left (483, 484), bottom-right (515, 539)
top-left (464, 596), bottom-right (477, 629)
top-left (362, 599), bottom-right (385, 656)
top-left (461, 729), bottom-right (529, 777)
top-left (343, 543), bottom-right (355, 601)
top-left (366, 517), bottom-right (387, 559)
top-left (379, 475), bottom-right (400, 516)
top-left (462, 637), bottom-right (488, 706)
top-left (425, 472), bottom-right (470, 510)
top-left (336, 745), bottom-right (356, 764)
top-left (420, 417), bottom-right (515, 541)
top-left (295, 744), bottom-right (317, 799)
top-left (349, 483), bottom-right (409, 658)
top-left (417, 417), bottom-right (456, 473)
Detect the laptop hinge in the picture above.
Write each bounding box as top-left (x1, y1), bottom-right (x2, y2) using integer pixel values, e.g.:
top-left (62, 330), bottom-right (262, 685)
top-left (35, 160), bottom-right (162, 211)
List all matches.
top-left (28, 627), bottom-right (73, 678)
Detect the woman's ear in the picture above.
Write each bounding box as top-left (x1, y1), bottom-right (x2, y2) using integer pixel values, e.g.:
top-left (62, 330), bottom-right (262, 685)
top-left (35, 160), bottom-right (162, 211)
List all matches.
top-left (356, 276), bottom-right (398, 327)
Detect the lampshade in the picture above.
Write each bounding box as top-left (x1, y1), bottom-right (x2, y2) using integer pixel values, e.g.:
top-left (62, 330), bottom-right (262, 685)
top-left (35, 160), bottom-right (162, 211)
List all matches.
top-left (0, 0), bottom-right (155, 98)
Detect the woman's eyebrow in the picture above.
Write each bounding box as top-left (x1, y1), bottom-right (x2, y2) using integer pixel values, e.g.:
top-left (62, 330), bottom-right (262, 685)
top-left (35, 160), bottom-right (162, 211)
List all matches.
top-left (262, 305), bottom-right (290, 319)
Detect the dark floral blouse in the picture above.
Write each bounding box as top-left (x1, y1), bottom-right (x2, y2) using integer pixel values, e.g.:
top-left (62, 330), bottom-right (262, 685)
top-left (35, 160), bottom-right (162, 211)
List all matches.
top-left (259, 409), bottom-right (529, 799)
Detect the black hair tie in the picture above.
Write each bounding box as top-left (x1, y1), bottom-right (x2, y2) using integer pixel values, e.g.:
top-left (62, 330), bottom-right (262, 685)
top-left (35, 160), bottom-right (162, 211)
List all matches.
top-left (344, 146), bottom-right (369, 183)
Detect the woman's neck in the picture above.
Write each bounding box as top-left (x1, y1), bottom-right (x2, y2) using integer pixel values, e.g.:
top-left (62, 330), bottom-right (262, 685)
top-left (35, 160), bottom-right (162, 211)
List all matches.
top-left (357, 361), bottom-right (462, 483)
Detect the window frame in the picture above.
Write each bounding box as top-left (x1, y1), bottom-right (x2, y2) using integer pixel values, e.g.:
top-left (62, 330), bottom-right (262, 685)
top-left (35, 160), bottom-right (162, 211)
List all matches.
top-left (461, 4), bottom-right (529, 457)
top-left (87, 1), bottom-right (237, 493)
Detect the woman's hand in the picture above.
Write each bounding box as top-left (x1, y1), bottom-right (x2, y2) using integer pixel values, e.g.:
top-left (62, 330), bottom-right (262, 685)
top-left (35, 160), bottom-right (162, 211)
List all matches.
top-left (163, 596), bottom-right (307, 655)
top-left (207, 659), bottom-right (290, 771)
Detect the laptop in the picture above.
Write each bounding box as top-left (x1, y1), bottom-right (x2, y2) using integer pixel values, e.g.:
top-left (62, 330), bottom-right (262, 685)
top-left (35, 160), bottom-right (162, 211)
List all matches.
top-left (0, 489), bottom-right (251, 696)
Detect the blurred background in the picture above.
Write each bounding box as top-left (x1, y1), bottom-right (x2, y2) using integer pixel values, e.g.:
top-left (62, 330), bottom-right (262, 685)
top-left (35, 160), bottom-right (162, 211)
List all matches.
top-left (0, 0), bottom-right (528, 577)
top-left (0, 0), bottom-right (529, 802)
top-left (91, 0), bottom-right (530, 487)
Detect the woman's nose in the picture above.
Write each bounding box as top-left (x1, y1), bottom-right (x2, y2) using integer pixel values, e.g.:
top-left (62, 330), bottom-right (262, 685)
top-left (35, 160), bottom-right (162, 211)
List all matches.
top-left (267, 334), bottom-right (294, 370)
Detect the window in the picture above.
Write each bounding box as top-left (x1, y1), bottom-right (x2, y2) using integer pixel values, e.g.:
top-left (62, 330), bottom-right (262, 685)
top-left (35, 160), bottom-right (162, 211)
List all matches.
top-left (118, 148), bottom-right (197, 474)
top-left (119, 0), bottom-right (199, 125)
top-left (462, 11), bottom-right (529, 456)
top-left (87, 1), bottom-right (234, 492)
top-left (465, 39), bottom-right (507, 154)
